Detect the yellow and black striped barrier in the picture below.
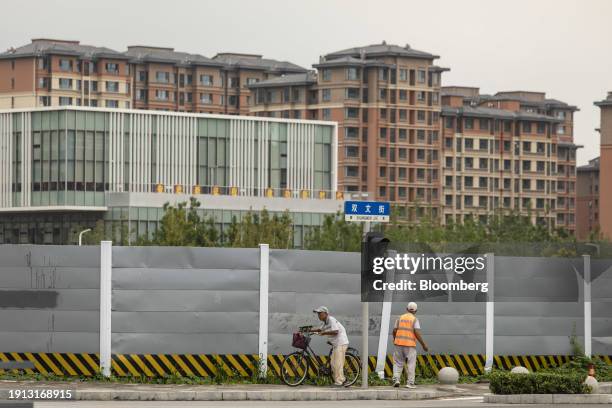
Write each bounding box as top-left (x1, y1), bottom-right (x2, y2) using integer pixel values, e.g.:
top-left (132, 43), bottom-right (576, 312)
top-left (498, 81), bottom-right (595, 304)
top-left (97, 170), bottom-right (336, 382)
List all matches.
top-left (0, 352), bottom-right (610, 377)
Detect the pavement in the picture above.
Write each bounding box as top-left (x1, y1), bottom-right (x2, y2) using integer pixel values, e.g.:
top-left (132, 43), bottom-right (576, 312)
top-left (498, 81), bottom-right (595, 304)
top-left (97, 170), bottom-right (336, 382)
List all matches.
top-left (0, 380), bottom-right (607, 406)
top-left (0, 381), bottom-right (489, 402)
top-left (28, 398), bottom-right (612, 407)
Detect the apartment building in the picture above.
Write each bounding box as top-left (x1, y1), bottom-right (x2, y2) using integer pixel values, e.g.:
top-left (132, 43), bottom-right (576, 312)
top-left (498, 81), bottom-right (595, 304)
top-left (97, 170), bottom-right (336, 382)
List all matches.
top-left (127, 46), bottom-right (306, 114)
top-left (0, 39), bottom-right (307, 114)
top-left (440, 88), bottom-right (579, 232)
top-left (0, 39), bottom-right (132, 109)
top-left (595, 92), bottom-right (612, 239)
top-left (249, 42), bottom-right (447, 219)
top-left (576, 157), bottom-right (599, 240)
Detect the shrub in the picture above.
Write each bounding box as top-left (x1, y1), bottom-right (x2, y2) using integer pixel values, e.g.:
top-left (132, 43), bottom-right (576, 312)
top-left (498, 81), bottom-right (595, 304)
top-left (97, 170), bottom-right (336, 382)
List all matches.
top-left (489, 371), bottom-right (591, 395)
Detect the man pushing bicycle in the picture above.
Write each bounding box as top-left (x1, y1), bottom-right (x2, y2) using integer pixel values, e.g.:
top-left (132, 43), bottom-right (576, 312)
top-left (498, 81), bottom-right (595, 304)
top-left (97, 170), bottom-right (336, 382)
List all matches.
top-left (309, 306), bottom-right (350, 387)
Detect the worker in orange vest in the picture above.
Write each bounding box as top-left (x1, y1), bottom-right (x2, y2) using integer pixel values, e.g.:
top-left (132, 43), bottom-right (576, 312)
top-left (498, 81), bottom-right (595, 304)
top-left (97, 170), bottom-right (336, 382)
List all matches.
top-left (392, 302), bottom-right (428, 388)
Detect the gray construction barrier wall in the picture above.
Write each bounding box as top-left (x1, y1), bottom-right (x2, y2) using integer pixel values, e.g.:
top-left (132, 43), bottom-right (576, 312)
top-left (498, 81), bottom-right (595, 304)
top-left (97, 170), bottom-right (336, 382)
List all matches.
top-left (0, 244), bottom-right (610, 356)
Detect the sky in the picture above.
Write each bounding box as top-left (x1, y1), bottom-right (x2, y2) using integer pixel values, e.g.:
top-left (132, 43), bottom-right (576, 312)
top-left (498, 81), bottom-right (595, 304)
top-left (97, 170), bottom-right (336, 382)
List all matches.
top-left (2, 0), bottom-right (611, 164)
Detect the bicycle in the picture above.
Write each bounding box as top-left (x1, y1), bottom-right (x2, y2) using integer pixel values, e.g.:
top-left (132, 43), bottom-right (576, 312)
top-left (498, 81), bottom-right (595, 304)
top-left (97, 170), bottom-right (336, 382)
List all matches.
top-left (280, 325), bottom-right (361, 386)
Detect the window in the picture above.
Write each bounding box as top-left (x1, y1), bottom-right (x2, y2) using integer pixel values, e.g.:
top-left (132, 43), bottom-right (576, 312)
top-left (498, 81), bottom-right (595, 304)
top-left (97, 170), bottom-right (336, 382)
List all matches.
top-left (378, 68), bottom-right (388, 81)
top-left (464, 195), bottom-right (473, 207)
top-left (379, 128), bottom-right (387, 139)
top-left (399, 69), bottom-right (408, 81)
top-left (345, 107), bottom-right (359, 119)
top-left (59, 59), bottom-right (72, 71)
top-left (416, 149), bottom-right (425, 160)
top-left (200, 75), bottom-right (213, 86)
top-left (230, 77), bottom-right (239, 88)
top-left (322, 108), bottom-right (331, 120)
top-left (105, 81), bottom-right (119, 92)
top-left (445, 157), bottom-right (453, 168)
top-left (200, 93), bottom-right (213, 104)
top-left (432, 92), bottom-right (439, 104)
top-left (345, 88), bottom-right (359, 99)
top-left (479, 139), bottom-right (488, 150)
top-left (479, 177), bottom-right (488, 188)
top-left (322, 89), bottom-right (331, 101)
top-left (321, 69), bottom-right (331, 81)
top-left (479, 158), bottom-right (488, 169)
top-left (379, 147), bottom-right (387, 158)
top-left (105, 63), bottom-right (119, 74)
top-left (346, 67), bottom-right (359, 80)
top-left (58, 78), bottom-right (72, 89)
top-left (479, 118), bottom-right (489, 130)
top-left (155, 90), bottom-right (169, 100)
top-left (523, 160), bottom-right (531, 171)
top-left (399, 129), bottom-right (407, 140)
top-left (399, 109), bottom-right (407, 121)
top-left (465, 118), bottom-right (474, 129)
top-left (523, 141), bottom-right (531, 153)
top-left (155, 71), bottom-right (170, 83)
top-left (379, 167), bottom-right (387, 177)
top-left (465, 138), bottom-right (474, 150)
top-left (38, 96), bottom-right (50, 106)
top-left (105, 100), bottom-right (119, 108)
top-left (398, 89), bottom-right (408, 101)
top-left (136, 89), bottom-right (147, 101)
top-left (399, 168), bottom-right (407, 179)
top-left (445, 117), bottom-right (454, 128)
top-left (91, 81), bottom-right (98, 92)
top-left (345, 127), bottom-right (359, 138)
top-left (417, 111), bottom-right (426, 122)
top-left (59, 96), bottom-right (72, 106)
top-left (229, 95), bottom-right (238, 106)
top-left (465, 157), bottom-right (473, 169)
top-left (537, 122), bottom-right (546, 134)
top-left (398, 187), bottom-right (407, 198)
top-left (556, 110), bottom-right (567, 119)
top-left (379, 88), bottom-right (387, 100)
top-left (417, 91), bottom-right (426, 102)
top-left (557, 125), bottom-right (566, 135)
top-left (399, 148), bottom-right (407, 159)
top-left (345, 146), bottom-right (359, 157)
top-left (417, 69), bottom-right (426, 83)
top-left (522, 121), bottom-right (532, 133)
top-left (138, 71), bottom-right (147, 82)
top-left (345, 166), bottom-right (358, 177)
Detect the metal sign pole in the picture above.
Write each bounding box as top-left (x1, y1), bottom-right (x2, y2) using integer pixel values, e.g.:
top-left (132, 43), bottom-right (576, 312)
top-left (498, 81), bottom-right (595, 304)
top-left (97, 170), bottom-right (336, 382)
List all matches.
top-left (362, 220), bottom-right (370, 388)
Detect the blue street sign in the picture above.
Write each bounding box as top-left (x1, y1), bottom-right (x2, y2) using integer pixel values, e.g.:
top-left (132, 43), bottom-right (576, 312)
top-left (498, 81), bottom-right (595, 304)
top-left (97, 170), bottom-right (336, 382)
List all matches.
top-left (344, 201), bottom-right (390, 222)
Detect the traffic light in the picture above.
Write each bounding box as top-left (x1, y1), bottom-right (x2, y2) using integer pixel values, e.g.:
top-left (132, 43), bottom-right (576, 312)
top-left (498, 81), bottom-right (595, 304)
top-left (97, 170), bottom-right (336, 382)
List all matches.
top-left (361, 232), bottom-right (390, 302)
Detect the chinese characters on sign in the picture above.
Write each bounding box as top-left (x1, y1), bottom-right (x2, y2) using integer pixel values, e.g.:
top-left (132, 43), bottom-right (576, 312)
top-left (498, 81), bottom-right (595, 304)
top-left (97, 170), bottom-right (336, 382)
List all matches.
top-left (344, 201), bottom-right (390, 222)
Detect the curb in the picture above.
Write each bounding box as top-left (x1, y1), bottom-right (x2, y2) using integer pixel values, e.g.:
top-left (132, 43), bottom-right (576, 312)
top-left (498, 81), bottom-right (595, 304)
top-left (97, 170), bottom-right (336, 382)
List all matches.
top-left (0, 388), bottom-right (448, 402)
top-left (483, 393), bottom-right (611, 404)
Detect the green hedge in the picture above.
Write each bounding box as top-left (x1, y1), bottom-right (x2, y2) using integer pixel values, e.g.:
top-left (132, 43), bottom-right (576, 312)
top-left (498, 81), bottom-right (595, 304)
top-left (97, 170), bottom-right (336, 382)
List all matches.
top-left (489, 371), bottom-right (591, 395)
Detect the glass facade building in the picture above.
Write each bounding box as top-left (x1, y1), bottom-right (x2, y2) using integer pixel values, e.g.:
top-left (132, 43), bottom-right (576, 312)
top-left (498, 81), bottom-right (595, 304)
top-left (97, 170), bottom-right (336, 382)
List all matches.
top-left (0, 107), bottom-right (341, 245)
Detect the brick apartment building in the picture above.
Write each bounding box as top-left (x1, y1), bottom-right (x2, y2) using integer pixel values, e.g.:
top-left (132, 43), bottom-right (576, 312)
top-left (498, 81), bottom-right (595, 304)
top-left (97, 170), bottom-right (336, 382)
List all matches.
top-left (249, 42), bottom-right (447, 220)
top-left (248, 42), bottom-right (580, 231)
top-left (440, 88), bottom-right (579, 232)
top-left (576, 157), bottom-right (599, 240)
top-left (0, 39), bottom-right (307, 113)
top-left (595, 92), bottom-right (612, 239)
top-left (0, 39), bottom-right (132, 109)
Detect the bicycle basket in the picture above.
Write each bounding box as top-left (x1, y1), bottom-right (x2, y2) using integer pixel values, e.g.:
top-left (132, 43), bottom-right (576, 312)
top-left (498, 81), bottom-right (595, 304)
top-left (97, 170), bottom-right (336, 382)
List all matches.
top-left (292, 332), bottom-right (310, 349)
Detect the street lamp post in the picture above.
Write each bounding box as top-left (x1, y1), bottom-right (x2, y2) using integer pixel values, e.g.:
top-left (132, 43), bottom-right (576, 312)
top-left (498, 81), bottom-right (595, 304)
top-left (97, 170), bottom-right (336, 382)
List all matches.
top-left (78, 228), bottom-right (92, 246)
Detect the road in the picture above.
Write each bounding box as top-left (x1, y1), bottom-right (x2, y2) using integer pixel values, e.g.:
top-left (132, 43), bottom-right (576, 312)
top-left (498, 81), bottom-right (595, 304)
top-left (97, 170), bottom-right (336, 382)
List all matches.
top-left (32, 397), bottom-right (610, 407)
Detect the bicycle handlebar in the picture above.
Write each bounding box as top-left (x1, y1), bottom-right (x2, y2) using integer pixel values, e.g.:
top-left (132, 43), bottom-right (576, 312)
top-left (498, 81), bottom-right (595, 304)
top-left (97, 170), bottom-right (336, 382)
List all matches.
top-left (298, 325), bottom-right (313, 332)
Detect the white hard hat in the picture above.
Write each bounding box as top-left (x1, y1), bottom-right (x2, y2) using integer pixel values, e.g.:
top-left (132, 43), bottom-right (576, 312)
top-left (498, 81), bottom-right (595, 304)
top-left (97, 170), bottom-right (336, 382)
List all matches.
top-left (407, 302), bottom-right (418, 312)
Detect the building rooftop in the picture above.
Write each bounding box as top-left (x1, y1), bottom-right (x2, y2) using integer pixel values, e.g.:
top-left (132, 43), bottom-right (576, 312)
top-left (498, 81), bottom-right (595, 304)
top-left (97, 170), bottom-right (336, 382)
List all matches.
top-left (125, 45), bottom-right (223, 67)
top-left (312, 55), bottom-right (391, 68)
top-left (0, 38), bottom-right (127, 60)
top-left (578, 157), bottom-right (600, 172)
top-left (247, 71), bottom-right (317, 88)
top-left (212, 53), bottom-right (306, 73)
top-left (595, 91), bottom-right (612, 107)
top-left (442, 105), bottom-right (563, 121)
top-left (323, 41), bottom-right (439, 61)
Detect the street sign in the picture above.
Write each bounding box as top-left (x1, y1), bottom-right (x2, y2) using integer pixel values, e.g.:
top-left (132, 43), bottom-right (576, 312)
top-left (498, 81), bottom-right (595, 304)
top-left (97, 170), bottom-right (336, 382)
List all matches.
top-left (344, 201), bottom-right (390, 222)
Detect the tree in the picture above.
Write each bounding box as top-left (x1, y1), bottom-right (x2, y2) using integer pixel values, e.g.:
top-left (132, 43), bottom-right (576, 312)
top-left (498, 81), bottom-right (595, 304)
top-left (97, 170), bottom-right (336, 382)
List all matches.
top-left (150, 198), bottom-right (219, 247)
top-left (304, 212), bottom-right (362, 252)
top-left (228, 209), bottom-right (293, 249)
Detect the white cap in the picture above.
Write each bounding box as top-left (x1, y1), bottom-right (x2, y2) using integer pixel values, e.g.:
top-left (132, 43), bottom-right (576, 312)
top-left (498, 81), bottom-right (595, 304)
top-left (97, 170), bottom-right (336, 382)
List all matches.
top-left (313, 306), bottom-right (329, 313)
top-left (407, 302), bottom-right (418, 312)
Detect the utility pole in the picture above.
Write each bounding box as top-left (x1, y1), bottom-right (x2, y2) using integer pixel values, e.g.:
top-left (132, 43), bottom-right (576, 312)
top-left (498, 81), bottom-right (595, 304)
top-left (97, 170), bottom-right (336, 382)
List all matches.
top-left (362, 220), bottom-right (370, 388)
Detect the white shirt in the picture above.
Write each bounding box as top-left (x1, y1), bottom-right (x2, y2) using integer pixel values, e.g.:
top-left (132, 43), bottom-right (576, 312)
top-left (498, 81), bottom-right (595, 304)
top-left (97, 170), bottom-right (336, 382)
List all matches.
top-left (320, 315), bottom-right (349, 347)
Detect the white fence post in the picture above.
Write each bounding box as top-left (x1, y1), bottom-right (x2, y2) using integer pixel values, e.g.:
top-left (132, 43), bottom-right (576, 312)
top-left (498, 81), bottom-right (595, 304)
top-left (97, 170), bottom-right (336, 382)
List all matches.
top-left (258, 244), bottom-right (270, 378)
top-left (375, 250), bottom-right (396, 379)
top-left (484, 252), bottom-right (494, 372)
top-left (583, 254), bottom-right (592, 358)
top-left (99, 241), bottom-right (112, 377)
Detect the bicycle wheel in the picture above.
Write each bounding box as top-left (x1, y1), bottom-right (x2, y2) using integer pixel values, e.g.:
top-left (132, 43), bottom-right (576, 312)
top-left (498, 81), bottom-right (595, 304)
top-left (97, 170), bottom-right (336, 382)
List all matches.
top-left (343, 352), bottom-right (361, 386)
top-left (281, 351), bottom-right (309, 386)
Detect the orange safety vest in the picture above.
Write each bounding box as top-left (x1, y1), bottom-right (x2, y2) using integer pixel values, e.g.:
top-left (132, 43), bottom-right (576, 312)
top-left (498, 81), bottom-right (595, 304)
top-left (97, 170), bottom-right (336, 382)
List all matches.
top-left (394, 313), bottom-right (417, 347)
